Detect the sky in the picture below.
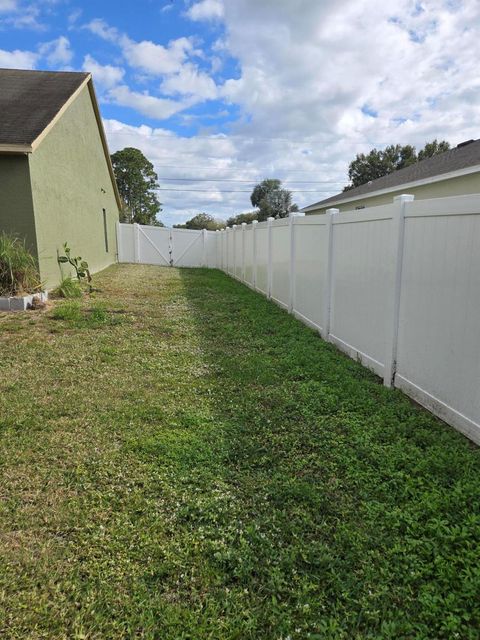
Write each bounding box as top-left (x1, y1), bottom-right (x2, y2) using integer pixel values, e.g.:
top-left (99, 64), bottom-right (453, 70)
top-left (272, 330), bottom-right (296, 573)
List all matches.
top-left (1, 0), bottom-right (480, 226)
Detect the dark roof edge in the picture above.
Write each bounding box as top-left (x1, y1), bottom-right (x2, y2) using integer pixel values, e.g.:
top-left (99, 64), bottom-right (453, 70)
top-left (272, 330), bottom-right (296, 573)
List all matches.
top-left (302, 162), bottom-right (480, 212)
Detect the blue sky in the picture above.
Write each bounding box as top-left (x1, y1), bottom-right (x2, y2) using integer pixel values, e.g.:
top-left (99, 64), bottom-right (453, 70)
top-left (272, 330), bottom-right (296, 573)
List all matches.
top-left (1, 0), bottom-right (479, 225)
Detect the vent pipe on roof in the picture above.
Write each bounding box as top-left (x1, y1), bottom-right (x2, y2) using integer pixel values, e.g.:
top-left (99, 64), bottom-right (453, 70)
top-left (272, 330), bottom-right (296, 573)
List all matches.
top-left (457, 139), bottom-right (475, 148)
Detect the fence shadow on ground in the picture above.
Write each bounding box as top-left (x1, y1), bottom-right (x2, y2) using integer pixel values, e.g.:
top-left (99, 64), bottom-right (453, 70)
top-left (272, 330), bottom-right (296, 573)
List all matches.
top-left (175, 266), bottom-right (480, 639)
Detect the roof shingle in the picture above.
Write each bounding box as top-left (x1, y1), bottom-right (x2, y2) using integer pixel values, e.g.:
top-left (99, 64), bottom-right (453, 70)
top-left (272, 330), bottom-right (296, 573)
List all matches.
top-left (0, 68), bottom-right (89, 147)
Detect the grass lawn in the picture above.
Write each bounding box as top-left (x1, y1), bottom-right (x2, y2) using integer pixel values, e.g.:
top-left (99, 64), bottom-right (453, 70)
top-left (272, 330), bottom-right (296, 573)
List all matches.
top-left (0, 264), bottom-right (479, 639)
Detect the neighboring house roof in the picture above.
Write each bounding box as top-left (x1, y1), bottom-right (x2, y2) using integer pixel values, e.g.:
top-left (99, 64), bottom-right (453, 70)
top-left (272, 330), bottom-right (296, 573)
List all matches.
top-left (303, 139), bottom-right (480, 211)
top-left (0, 68), bottom-right (121, 210)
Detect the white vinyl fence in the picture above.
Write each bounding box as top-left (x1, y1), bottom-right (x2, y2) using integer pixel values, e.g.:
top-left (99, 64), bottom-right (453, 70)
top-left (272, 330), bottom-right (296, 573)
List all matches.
top-left (214, 194), bottom-right (480, 445)
top-left (117, 223), bottom-right (218, 268)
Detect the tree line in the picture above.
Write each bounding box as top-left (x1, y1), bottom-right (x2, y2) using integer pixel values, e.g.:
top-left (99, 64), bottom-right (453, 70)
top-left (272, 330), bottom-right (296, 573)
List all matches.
top-left (111, 139), bottom-right (451, 229)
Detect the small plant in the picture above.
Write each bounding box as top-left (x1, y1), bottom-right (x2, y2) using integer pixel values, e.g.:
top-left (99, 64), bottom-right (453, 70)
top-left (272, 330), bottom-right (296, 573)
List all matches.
top-left (0, 233), bottom-right (42, 296)
top-left (58, 243), bottom-right (92, 290)
top-left (54, 276), bottom-right (83, 299)
top-left (51, 300), bottom-right (82, 322)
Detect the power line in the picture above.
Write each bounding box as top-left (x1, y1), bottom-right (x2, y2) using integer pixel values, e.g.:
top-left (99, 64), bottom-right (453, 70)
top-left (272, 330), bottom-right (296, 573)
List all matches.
top-left (158, 177), bottom-right (343, 184)
top-left (152, 161), bottom-right (347, 172)
top-left (157, 187), bottom-right (334, 193)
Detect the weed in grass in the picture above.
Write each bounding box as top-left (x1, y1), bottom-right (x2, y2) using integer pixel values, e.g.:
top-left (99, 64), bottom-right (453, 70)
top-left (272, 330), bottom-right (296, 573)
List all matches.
top-left (51, 301), bottom-right (126, 329)
top-left (53, 275), bottom-right (83, 299)
top-left (0, 232), bottom-right (42, 296)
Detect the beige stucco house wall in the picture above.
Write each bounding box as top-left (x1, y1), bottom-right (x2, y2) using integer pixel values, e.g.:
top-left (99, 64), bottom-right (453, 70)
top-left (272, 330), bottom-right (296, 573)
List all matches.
top-left (0, 71), bottom-right (121, 290)
top-left (28, 84), bottom-right (119, 287)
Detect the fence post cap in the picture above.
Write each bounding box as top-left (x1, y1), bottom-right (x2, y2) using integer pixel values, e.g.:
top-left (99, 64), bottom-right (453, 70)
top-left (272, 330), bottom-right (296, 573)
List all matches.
top-left (326, 208), bottom-right (340, 215)
top-left (252, 219), bottom-right (259, 225)
top-left (393, 194), bottom-right (415, 203)
top-left (241, 222), bottom-right (247, 226)
top-left (267, 217), bottom-right (275, 222)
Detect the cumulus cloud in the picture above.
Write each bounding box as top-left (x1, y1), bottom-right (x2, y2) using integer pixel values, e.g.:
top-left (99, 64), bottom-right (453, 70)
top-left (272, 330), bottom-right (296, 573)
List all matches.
top-left (122, 36), bottom-right (194, 75)
top-left (85, 17), bottom-right (220, 116)
top-left (160, 63), bottom-right (218, 99)
top-left (99, 1), bottom-right (480, 224)
top-left (107, 86), bottom-right (191, 120)
top-left (0, 47), bottom-right (38, 68)
top-left (186, 0), bottom-right (224, 21)
top-left (0, 0), bottom-right (17, 12)
top-left (39, 36), bottom-right (73, 67)
top-left (82, 54), bottom-right (124, 89)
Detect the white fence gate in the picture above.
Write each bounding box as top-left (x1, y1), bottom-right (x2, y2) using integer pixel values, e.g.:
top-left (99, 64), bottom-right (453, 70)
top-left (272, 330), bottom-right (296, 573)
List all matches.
top-left (117, 223), bottom-right (218, 268)
top-left (214, 194), bottom-right (480, 446)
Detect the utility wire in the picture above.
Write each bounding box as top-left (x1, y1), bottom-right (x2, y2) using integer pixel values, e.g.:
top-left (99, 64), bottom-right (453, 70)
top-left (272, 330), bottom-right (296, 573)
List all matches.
top-left (157, 188), bottom-right (334, 193)
top-left (157, 177), bottom-right (343, 184)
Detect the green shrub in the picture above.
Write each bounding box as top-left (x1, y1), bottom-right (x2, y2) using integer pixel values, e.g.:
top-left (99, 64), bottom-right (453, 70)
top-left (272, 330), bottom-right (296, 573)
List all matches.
top-left (0, 233), bottom-right (42, 296)
top-left (54, 276), bottom-right (83, 299)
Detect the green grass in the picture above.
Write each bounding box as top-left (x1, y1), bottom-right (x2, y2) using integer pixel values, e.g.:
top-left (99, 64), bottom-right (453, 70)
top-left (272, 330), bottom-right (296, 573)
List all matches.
top-left (0, 264), bottom-right (479, 639)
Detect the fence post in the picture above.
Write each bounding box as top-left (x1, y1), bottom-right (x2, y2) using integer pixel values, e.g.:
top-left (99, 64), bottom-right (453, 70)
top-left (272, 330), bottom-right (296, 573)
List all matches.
top-left (267, 217), bottom-right (274, 299)
top-left (252, 220), bottom-right (258, 289)
top-left (322, 208), bottom-right (338, 340)
top-left (223, 229), bottom-right (227, 272)
top-left (241, 222), bottom-right (247, 282)
top-left (168, 228), bottom-right (173, 267)
top-left (384, 194), bottom-right (414, 387)
top-left (232, 225), bottom-right (237, 278)
top-left (116, 221), bottom-right (122, 262)
top-left (288, 212), bottom-right (304, 313)
top-left (202, 228), bottom-right (207, 267)
top-left (134, 223), bottom-right (140, 263)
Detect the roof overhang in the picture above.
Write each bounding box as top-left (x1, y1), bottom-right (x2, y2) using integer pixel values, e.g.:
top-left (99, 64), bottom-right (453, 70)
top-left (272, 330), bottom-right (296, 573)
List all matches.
top-left (302, 163), bottom-right (480, 212)
top-left (0, 73), bottom-right (122, 212)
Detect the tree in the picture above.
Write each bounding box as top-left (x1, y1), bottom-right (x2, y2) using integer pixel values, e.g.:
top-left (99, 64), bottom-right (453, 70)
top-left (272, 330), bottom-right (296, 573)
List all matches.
top-left (250, 179), bottom-right (297, 221)
top-left (344, 140), bottom-right (450, 190)
top-left (226, 211), bottom-right (258, 226)
top-left (251, 179), bottom-right (282, 209)
top-left (111, 147), bottom-right (163, 225)
top-left (418, 139), bottom-right (450, 161)
top-left (174, 213), bottom-right (225, 230)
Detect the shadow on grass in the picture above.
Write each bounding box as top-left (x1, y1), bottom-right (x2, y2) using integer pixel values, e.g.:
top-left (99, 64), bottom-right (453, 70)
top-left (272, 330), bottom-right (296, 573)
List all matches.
top-left (164, 266), bottom-right (480, 639)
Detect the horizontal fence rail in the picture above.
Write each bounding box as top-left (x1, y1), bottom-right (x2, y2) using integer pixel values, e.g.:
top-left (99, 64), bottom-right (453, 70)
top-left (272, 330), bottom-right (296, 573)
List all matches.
top-left (214, 194), bottom-right (480, 445)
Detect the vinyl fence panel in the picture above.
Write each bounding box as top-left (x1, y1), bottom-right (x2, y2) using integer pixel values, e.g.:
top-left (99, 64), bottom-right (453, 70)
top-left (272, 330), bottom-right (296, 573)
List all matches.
top-left (329, 206), bottom-right (394, 377)
top-left (395, 195), bottom-right (480, 441)
top-left (292, 216), bottom-right (328, 332)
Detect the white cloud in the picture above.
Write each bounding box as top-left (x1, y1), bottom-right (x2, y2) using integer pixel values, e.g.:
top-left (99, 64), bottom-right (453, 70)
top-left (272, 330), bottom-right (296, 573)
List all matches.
top-left (107, 86), bottom-right (190, 120)
top-left (39, 36), bottom-right (73, 66)
top-left (84, 18), bottom-right (119, 43)
top-left (160, 63), bottom-right (218, 99)
top-left (0, 0), bottom-right (17, 12)
top-left (82, 54), bottom-right (124, 89)
top-left (0, 47), bottom-right (38, 69)
top-left (99, 1), bottom-right (480, 224)
top-left (121, 36), bottom-right (195, 75)
top-left (186, 0), bottom-right (224, 21)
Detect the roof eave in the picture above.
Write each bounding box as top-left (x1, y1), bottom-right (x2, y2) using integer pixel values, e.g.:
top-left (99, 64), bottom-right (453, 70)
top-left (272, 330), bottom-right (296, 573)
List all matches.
top-left (0, 144), bottom-right (32, 154)
top-left (303, 163), bottom-right (480, 212)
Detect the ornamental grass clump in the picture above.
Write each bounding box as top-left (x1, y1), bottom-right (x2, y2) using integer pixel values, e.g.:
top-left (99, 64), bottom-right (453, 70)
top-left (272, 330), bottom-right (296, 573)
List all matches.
top-left (0, 232), bottom-right (42, 297)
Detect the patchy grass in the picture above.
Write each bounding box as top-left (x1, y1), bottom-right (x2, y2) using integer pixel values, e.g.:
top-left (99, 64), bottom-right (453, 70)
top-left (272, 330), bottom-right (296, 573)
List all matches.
top-left (0, 264), bottom-right (479, 640)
